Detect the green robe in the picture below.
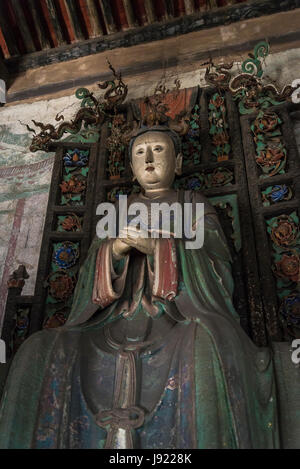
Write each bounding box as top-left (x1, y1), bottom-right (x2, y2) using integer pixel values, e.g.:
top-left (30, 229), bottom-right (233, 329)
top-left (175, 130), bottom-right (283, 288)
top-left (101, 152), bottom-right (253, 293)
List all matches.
top-left (0, 191), bottom-right (297, 448)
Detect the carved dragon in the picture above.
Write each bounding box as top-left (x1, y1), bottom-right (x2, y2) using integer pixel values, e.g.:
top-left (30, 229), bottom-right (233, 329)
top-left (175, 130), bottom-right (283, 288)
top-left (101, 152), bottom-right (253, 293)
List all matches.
top-left (98, 61), bottom-right (128, 109)
top-left (28, 61), bottom-right (128, 152)
top-left (204, 42), bottom-right (294, 114)
top-left (228, 73), bottom-right (293, 112)
top-left (229, 73), bottom-right (293, 100)
top-left (29, 106), bottom-right (102, 152)
top-left (203, 43), bottom-right (294, 114)
top-left (205, 61), bottom-right (234, 89)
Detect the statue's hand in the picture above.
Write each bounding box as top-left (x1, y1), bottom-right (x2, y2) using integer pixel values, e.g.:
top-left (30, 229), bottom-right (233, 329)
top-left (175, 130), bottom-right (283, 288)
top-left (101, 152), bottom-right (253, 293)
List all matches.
top-left (112, 238), bottom-right (132, 260)
top-left (119, 227), bottom-right (155, 256)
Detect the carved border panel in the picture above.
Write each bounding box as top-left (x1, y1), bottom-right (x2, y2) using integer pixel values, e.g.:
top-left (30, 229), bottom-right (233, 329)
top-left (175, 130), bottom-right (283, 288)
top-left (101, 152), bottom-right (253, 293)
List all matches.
top-left (240, 103), bottom-right (300, 342)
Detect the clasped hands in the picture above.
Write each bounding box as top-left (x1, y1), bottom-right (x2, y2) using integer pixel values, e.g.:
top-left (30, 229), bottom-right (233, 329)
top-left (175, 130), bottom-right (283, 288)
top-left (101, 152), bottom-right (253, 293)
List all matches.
top-left (112, 226), bottom-right (155, 259)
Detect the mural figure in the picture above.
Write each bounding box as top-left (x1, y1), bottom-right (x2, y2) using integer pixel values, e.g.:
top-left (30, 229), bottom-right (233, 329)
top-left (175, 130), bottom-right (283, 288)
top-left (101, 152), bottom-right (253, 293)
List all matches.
top-left (0, 124), bottom-right (298, 449)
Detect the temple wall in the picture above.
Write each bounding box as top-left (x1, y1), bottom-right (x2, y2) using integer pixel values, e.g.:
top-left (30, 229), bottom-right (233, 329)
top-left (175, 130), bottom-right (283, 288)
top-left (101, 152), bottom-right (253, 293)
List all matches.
top-left (0, 45), bottom-right (300, 326)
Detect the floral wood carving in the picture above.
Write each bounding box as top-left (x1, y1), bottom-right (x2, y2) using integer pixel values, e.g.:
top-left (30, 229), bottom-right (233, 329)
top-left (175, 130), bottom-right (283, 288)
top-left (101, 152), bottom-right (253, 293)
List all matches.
top-left (262, 185), bottom-right (293, 206)
top-left (58, 214), bottom-right (83, 232)
top-left (251, 110), bottom-right (287, 178)
top-left (45, 270), bottom-right (77, 301)
top-left (43, 312), bottom-right (67, 329)
top-left (208, 93), bottom-right (231, 162)
top-left (279, 293), bottom-right (300, 338)
top-left (266, 213), bottom-right (300, 339)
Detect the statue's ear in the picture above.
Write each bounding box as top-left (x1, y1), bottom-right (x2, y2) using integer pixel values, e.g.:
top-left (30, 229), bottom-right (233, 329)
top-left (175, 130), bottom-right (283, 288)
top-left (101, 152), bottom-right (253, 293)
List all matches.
top-left (130, 162), bottom-right (137, 182)
top-left (175, 153), bottom-right (183, 176)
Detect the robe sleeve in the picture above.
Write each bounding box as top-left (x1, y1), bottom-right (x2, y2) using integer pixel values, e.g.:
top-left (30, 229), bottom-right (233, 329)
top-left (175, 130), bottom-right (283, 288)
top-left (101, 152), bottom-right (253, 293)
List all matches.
top-left (92, 239), bottom-right (129, 308)
top-left (65, 237), bottom-right (128, 326)
top-left (152, 238), bottom-right (178, 301)
top-left (174, 191), bottom-right (239, 322)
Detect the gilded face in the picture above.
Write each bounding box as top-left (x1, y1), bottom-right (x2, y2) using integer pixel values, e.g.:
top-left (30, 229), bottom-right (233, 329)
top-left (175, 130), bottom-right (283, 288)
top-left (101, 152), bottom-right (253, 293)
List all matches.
top-left (131, 131), bottom-right (181, 191)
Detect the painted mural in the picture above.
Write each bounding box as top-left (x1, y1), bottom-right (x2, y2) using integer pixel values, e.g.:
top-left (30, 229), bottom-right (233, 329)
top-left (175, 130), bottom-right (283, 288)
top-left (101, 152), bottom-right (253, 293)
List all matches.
top-left (0, 95), bottom-right (80, 325)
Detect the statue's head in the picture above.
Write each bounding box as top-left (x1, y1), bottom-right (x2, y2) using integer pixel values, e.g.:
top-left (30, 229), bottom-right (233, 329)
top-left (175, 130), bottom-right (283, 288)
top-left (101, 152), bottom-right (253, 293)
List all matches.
top-left (129, 126), bottom-right (182, 191)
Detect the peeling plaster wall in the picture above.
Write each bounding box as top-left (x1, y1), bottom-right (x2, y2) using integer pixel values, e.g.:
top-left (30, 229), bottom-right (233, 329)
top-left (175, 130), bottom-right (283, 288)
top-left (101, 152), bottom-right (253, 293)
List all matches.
top-left (0, 47), bottom-right (300, 325)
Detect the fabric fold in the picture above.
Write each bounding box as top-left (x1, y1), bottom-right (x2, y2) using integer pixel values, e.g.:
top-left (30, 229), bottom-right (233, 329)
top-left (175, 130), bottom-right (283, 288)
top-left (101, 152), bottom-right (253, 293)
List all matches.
top-left (92, 240), bottom-right (129, 308)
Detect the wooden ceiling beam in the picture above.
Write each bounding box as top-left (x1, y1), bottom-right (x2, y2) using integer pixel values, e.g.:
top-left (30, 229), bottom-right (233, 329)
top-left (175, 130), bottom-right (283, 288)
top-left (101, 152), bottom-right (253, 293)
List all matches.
top-left (165, 0), bottom-right (176, 18)
top-left (112, 0), bottom-right (129, 31)
top-left (26, 0), bottom-right (51, 50)
top-left (2, 0), bottom-right (27, 55)
top-left (132, 0), bottom-right (149, 25)
top-left (98, 0), bottom-right (118, 34)
top-left (39, 0), bottom-right (58, 47)
top-left (65, 0), bottom-right (85, 41)
top-left (194, 0), bottom-right (208, 10)
top-left (10, 0), bottom-right (37, 53)
top-left (153, 0), bottom-right (168, 21)
top-left (5, 0), bottom-right (297, 76)
top-left (84, 0), bottom-right (104, 37)
top-left (0, 0), bottom-right (289, 62)
top-left (78, 0), bottom-right (96, 38)
top-left (123, 0), bottom-right (138, 28)
top-left (20, 0), bottom-right (42, 51)
top-left (143, 0), bottom-right (156, 23)
top-left (0, 3), bottom-right (20, 57)
top-left (39, 0), bottom-right (65, 47)
top-left (55, 0), bottom-right (77, 43)
top-left (184, 0), bottom-right (195, 14)
top-left (0, 27), bottom-right (10, 59)
top-left (174, 0), bottom-right (186, 16)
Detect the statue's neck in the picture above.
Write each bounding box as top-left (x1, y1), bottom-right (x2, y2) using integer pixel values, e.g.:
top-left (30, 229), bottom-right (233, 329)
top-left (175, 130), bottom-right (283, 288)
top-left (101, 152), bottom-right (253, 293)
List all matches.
top-left (143, 188), bottom-right (175, 199)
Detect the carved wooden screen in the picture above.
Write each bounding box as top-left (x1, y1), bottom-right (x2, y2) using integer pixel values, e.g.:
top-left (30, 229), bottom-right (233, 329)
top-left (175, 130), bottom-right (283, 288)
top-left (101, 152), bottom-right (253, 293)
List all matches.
top-left (1, 142), bottom-right (98, 361)
top-left (31, 142), bottom-right (98, 332)
top-left (240, 102), bottom-right (300, 344)
top-left (174, 87), bottom-right (264, 343)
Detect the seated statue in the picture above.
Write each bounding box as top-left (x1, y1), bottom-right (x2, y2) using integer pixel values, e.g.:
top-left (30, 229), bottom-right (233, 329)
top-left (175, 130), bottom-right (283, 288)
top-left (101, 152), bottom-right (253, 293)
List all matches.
top-left (0, 125), bottom-right (299, 449)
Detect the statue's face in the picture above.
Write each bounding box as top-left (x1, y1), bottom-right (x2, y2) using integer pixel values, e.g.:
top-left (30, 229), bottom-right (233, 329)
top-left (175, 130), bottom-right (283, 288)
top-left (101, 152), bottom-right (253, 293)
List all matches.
top-left (131, 131), bottom-right (181, 191)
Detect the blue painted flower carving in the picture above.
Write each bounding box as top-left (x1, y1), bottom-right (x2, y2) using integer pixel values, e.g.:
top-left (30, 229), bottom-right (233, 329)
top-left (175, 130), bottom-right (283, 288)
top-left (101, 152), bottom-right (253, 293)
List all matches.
top-left (280, 293), bottom-right (300, 326)
top-left (16, 316), bottom-right (29, 331)
top-left (270, 185), bottom-right (289, 203)
top-left (187, 129), bottom-right (199, 138)
top-left (188, 177), bottom-right (203, 190)
top-left (64, 149), bottom-right (89, 167)
top-left (53, 243), bottom-right (79, 269)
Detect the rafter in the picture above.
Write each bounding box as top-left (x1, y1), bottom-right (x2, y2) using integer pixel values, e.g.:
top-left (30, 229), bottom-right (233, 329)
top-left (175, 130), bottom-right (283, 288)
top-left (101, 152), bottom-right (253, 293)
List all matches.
top-left (26, 0), bottom-right (51, 50)
top-left (55, 0), bottom-right (76, 43)
top-left (0, 0), bottom-right (270, 62)
top-left (98, 0), bottom-right (118, 34)
top-left (0, 27), bottom-right (10, 59)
